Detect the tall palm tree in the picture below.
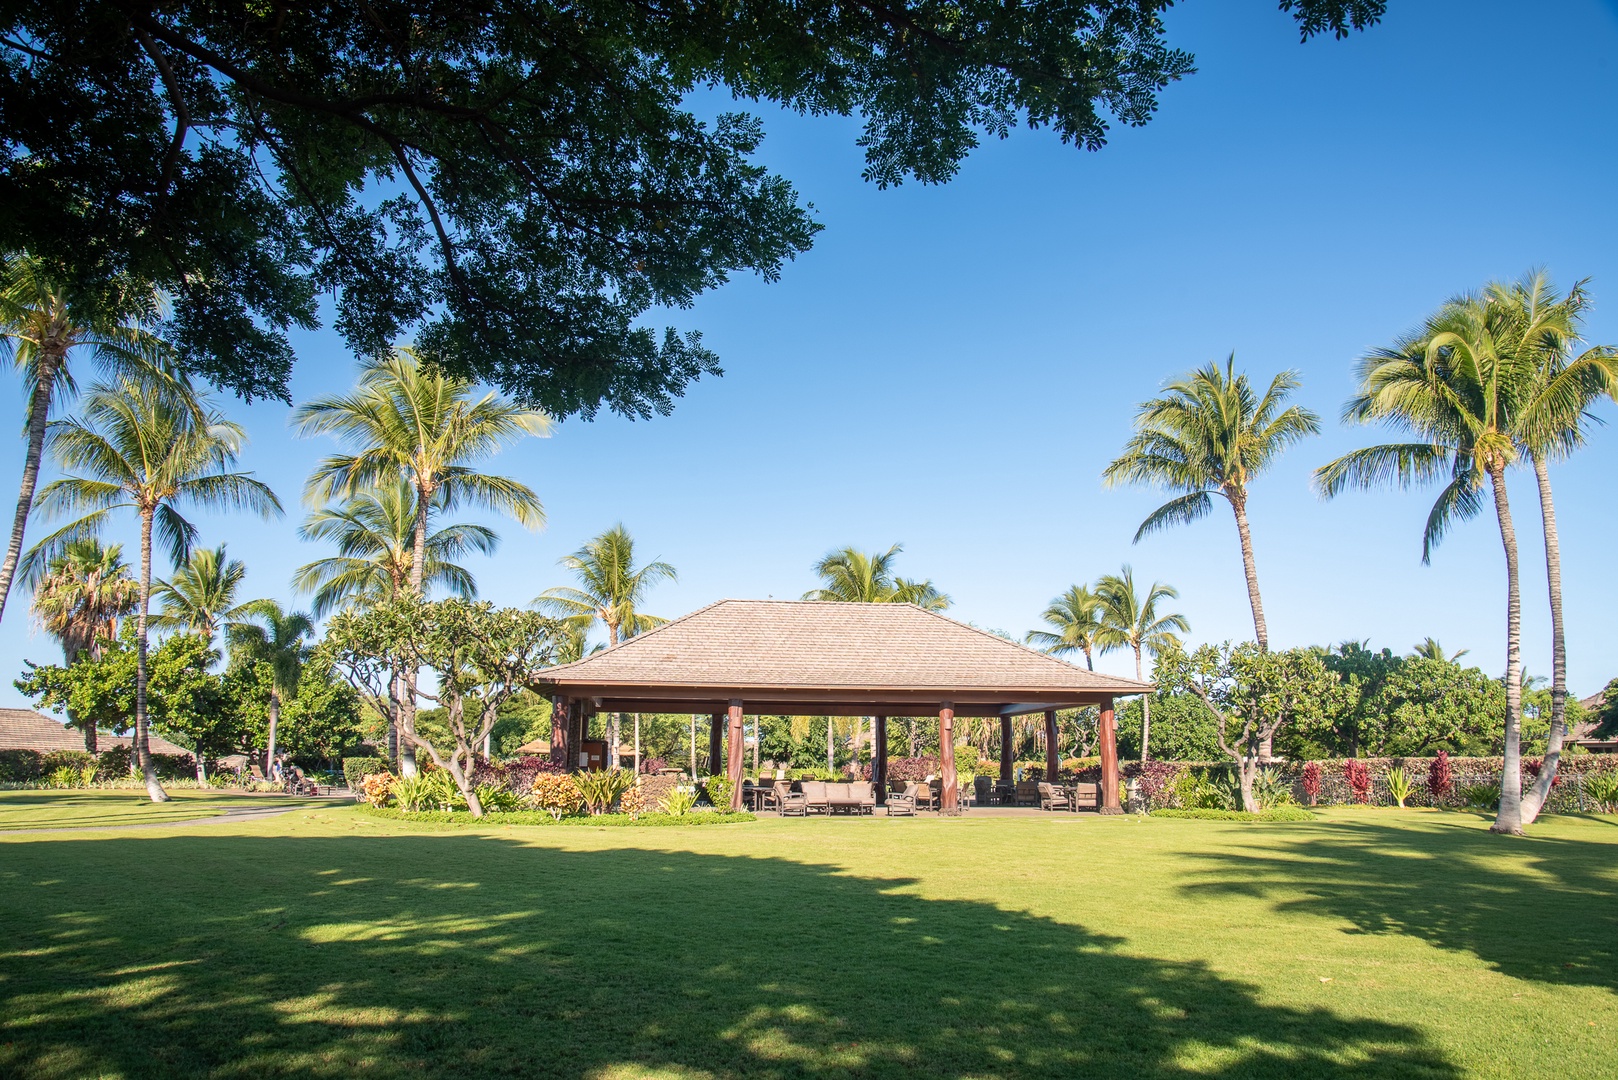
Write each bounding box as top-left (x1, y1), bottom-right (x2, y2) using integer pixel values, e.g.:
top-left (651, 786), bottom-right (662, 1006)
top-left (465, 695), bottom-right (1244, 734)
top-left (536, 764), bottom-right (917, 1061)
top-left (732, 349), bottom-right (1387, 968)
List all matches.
top-left (1411, 637), bottom-right (1469, 663)
top-left (802, 544), bottom-right (951, 610)
top-left (293, 480), bottom-right (495, 617)
top-left (1025, 585), bottom-right (1105, 670)
top-left (24, 374), bottom-right (281, 801)
top-left (294, 347), bottom-right (548, 775)
top-left (149, 544), bottom-right (250, 642)
top-left (1103, 355), bottom-right (1318, 651)
top-left (1315, 292), bottom-right (1534, 834)
top-left (535, 524), bottom-right (676, 768)
top-left (1490, 273), bottom-right (1618, 822)
top-left (29, 538), bottom-right (139, 751)
top-left (1095, 566), bottom-right (1188, 762)
top-left (0, 254), bottom-right (171, 623)
top-left (226, 599), bottom-right (315, 778)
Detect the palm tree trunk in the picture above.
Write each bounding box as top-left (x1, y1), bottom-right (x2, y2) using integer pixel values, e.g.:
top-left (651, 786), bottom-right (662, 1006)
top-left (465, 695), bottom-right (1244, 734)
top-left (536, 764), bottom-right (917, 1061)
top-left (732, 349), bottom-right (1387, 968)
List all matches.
top-left (0, 345), bottom-right (62, 623)
top-left (1230, 495), bottom-right (1270, 651)
top-left (826, 716), bottom-right (834, 772)
top-left (1522, 455), bottom-right (1566, 824)
top-left (1135, 645), bottom-right (1150, 762)
top-left (135, 509), bottom-right (169, 803)
top-left (397, 484), bottom-right (430, 776)
top-left (1083, 646), bottom-right (1094, 672)
top-left (1487, 464), bottom-right (1524, 836)
top-left (265, 688), bottom-right (281, 784)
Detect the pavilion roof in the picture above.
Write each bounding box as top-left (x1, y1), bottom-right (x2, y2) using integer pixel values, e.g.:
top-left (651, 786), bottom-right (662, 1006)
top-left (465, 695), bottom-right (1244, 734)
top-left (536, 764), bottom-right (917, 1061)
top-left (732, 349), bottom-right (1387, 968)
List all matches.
top-left (537, 599), bottom-right (1150, 715)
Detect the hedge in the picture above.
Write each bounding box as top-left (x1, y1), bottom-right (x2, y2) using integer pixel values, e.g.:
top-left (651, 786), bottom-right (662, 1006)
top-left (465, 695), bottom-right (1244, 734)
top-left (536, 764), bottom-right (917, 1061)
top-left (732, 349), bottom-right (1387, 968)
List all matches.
top-left (1150, 807), bottom-right (1317, 822)
top-left (357, 804), bottom-right (756, 827)
top-left (342, 756), bottom-right (390, 791)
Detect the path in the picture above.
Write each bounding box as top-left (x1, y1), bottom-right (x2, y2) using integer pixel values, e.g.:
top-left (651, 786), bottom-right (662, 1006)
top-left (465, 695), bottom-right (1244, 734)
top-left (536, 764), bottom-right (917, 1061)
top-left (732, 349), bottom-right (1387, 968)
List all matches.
top-left (1, 797), bottom-right (343, 836)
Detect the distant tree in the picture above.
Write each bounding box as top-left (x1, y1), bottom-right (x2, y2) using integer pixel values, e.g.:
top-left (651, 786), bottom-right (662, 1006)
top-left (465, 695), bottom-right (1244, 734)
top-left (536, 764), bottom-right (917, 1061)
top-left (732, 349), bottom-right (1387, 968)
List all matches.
top-left (149, 545), bottom-right (250, 643)
top-left (145, 633), bottom-right (228, 784)
top-left (276, 655), bottom-right (366, 767)
top-left (226, 600), bottom-right (315, 776)
top-left (28, 539), bottom-right (138, 750)
top-left (802, 544), bottom-right (950, 610)
top-left (1095, 566), bottom-right (1188, 761)
top-left (1103, 355), bottom-right (1319, 651)
top-left (1025, 585), bottom-right (1104, 670)
top-left (1592, 680), bottom-right (1618, 740)
top-left (16, 627), bottom-right (139, 756)
top-left (1411, 637), bottom-right (1469, 663)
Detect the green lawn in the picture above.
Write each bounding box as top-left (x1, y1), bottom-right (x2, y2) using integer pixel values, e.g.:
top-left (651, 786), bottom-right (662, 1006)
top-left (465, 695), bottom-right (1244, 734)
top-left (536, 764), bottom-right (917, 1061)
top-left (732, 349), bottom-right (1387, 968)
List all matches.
top-left (1, 802), bottom-right (1615, 1079)
top-left (0, 789), bottom-right (317, 831)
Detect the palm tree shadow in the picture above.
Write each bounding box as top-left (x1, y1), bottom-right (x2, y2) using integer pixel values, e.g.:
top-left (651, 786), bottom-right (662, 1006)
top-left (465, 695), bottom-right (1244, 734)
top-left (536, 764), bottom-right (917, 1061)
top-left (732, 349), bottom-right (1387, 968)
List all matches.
top-left (1176, 817), bottom-right (1618, 991)
top-left (0, 832), bottom-right (1459, 1079)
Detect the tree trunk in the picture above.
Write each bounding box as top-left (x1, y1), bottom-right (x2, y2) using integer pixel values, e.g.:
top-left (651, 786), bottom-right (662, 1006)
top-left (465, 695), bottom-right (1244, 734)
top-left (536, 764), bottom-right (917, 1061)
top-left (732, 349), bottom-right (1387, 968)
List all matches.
top-left (1083, 647), bottom-right (1094, 672)
top-left (1522, 455), bottom-right (1566, 824)
top-left (397, 484), bottom-right (430, 777)
top-left (135, 510), bottom-right (169, 802)
top-left (607, 712), bottom-right (620, 770)
top-left (1238, 754), bottom-right (1259, 813)
top-left (0, 344), bottom-right (62, 624)
top-left (1135, 646), bottom-right (1150, 762)
top-left (1230, 493), bottom-right (1269, 651)
top-left (826, 716), bottom-right (834, 772)
top-left (1487, 464), bottom-right (1525, 836)
top-left (396, 669), bottom-right (417, 777)
top-left (265, 688), bottom-right (281, 784)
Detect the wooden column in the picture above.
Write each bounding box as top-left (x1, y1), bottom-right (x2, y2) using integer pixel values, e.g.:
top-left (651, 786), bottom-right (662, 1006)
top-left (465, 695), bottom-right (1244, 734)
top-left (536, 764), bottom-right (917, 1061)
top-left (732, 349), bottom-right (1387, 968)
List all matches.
top-left (939, 702), bottom-right (958, 812)
top-left (873, 715), bottom-right (888, 804)
top-left (1099, 695), bottom-right (1122, 813)
top-left (1044, 710), bottom-right (1059, 779)
top-left (573, 702), bottom-right (589, 768)
top-left (726, 700), bottom-right (746, 810)
top-left (999, 714), bottom-right (1014, 783)
top-left (550, 697), bottom-right (571, 769)
top-left (707, 713), bottom-right (723, 775)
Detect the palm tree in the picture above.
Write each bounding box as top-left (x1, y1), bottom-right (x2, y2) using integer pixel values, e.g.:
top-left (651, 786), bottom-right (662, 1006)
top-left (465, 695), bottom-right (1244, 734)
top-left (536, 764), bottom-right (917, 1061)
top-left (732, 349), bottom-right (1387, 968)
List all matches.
top-left (294, 347), bottom-right (548, 775)
top-left (29, 538), bottom-right (139, 751)
top-left (0, 254), bottom-right (171, 623)
top-left (1103, 355), bottom-right (1318, 651)
top-left (149, 544), bottom-right (250, 642)
top-left (1025, 585), bottom-right (1105, 670)
top-left (24, 374), bottom-right (281, 801)
top-left (1314, 292), bottom-right (1534, 834)
top-left (802, 544), bottom-right (951, 610)
top-left (293, 480), bottom-right (496, 617)
top-left (226, 599), bottom-right (315, 779)
top-left (1411, 637), bottom-right (1469, 664)
top-left (535, 524), bottom-right (676, 768)
top-left (1095, 566), bottom-right (1188, 762)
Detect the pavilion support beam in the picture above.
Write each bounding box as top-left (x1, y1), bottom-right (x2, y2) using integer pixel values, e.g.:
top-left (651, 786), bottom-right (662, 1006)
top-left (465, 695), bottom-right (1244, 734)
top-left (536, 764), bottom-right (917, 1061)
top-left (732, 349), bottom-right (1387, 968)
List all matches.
top-left (726, 700), bottom-right (745, 810)
top-left (1044, 709), bottom-right (1059, 779)
top-left (939, 702), bottom-right (958, 813)
top-left (1099, 695), bottom-right (1122, 814)
top-left (550, 697), bottom-right (572, 769)
top-left (707, 713), bottom-right (723, 775)
top-left (873, 715), bottom-right (888, 804)
top-left (999, 715), bottom-right (1013, 784)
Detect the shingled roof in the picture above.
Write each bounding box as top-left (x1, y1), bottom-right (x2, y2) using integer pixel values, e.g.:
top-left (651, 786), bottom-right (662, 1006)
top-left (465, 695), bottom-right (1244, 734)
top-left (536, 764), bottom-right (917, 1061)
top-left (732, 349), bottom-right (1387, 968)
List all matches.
top-left (0, 708), bottom-right (192, 756)
top-left (538, 599), bottom-right (1151, 717)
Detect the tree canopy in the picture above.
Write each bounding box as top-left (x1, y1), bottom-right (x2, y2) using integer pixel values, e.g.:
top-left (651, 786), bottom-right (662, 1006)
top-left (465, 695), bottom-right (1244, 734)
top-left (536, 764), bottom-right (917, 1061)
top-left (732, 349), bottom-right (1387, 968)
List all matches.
top-left (0, 1), bottom-right (1382, 413)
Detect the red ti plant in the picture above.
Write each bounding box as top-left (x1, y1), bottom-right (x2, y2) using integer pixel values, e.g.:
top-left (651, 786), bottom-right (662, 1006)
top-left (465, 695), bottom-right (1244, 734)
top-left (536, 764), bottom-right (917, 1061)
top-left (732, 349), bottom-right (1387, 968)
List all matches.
top-left (1427, 750), bottom-right (1453, 802)
top-left (1301, 761), bottom-right (1321, 806)
top-left (1342, 759), bottom-right (1372, 804)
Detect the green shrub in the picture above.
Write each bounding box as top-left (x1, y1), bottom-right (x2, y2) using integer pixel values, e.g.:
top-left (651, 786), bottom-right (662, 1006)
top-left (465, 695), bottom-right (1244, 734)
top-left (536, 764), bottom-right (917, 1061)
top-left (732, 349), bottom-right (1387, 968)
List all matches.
top-left (391, 773), bottom-right (433, 812)
top-left (42, 750), bottom-right (97, 774)
top-left (1584, 771), bottom-right (1618, 812)
top-left (702, 774), bottom-right (733, 810)
top-left (358, 804), bottom-right (755, 827)
top-left (661, 784), bottom-right (698, 816)
top-left (474, 782), bottom-right (521, 813)
top-left (1458, 782), bottom-right (1499, 810)
top-left (576, 768), bottom-right (634, 814)
top-left (1149, 807), bottom-right (1315, 822)
top-left (1254, 767), bottom-right (1294, 809)
top-left (0, 749), bottom-right (44, 782)
top-left (342, 756), bottom-right (389, 792)
top-left (1385, 766), bottom-right (1414, 808)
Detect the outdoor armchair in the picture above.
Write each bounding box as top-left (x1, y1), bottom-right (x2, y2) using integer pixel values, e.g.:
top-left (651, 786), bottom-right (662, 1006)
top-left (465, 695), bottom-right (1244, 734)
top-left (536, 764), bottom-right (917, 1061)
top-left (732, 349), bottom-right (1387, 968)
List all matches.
top-left (886, 782), bottom-right (918, 817)
top-left (1037, 782), bottom-right (1071, 812)
top-left (973, 776), bottom-right (992, 805)
top-left (1070, 782), bottom-right (1099, 810)
top-left (914, 782), bottom-right (938, 811)
top-left (1014, 780), bottom-right (1039, 806)
top-left (779, 789), bottom-right (809, 816)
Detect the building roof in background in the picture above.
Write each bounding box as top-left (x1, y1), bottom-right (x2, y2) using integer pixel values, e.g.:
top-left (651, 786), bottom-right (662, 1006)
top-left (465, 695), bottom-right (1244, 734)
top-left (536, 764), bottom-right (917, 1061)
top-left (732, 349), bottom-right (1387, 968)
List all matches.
top-left (0, 708), bottom-right (192, 756)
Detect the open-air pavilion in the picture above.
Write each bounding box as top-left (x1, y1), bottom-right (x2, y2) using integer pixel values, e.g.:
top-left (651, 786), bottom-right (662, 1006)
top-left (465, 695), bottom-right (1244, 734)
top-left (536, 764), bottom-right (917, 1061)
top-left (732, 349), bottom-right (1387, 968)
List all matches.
top-left (538, 599), bottom-right (1152, 812)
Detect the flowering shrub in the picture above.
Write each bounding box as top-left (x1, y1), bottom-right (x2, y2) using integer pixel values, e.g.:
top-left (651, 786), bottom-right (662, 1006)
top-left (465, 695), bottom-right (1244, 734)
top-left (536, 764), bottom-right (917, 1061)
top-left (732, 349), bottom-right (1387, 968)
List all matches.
top-left (360, 772), bottom-right (395, 807)
top-left (884, 757), bottom-right (940, 782)
top-left (619, 784), bottom-right (651, 818)
top-left (1301, 761), bottom-right (1321, 805)
top-left (1524, 758), bottom-right (1562, 788)
top-left (530, 772), bottom-right (583, 819)
top-left (1342, 760), bottom-right (1372, 804)
top-left (1427, 750), bottom-right (1452, 800)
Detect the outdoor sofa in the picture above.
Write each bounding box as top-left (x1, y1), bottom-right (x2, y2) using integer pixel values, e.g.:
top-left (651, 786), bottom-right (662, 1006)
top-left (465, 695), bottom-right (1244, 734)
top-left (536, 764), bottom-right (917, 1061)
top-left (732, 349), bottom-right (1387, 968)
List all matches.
top-left (798, 780), bottom-right (876, 815)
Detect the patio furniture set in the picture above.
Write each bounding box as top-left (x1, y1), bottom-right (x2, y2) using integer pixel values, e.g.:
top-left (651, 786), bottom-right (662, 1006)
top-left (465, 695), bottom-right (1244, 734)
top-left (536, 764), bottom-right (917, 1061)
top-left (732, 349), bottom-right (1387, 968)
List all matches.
top-left (741, 777), bottom-right (1100, 816)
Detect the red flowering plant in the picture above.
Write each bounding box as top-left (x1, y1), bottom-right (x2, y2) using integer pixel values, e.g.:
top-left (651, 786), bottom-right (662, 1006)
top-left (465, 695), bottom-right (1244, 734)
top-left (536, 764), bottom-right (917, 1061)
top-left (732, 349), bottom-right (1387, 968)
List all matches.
top-left (1301, 761), bottom-right (1321, 806)
top-left (1342, 759), bottom-right (1372, 804)
top-left (1427, 750), bottom-right (1452, 802)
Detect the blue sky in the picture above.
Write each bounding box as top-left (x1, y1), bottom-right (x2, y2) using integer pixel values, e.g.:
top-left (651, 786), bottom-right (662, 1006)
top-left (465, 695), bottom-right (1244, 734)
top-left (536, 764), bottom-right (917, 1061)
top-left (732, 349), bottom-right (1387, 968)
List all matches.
top-left (4, 0), bottom-right (1617, 705)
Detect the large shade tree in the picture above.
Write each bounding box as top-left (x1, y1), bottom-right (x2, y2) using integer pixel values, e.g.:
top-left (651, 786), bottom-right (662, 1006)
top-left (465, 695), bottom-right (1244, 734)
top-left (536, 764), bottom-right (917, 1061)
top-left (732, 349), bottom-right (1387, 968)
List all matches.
top-left (1102, 355), bottom-right (1319, 651)
top-left (0, 254), bottom-right (171, 623)
top-left (28, 537), bottom-right (138, 751)
top-left (24, 374), bottom-right (281, 801)
top-left (1095, 565), bottom-right (1187, 761)
top-left (0, 4), bottom-right (1383, 409)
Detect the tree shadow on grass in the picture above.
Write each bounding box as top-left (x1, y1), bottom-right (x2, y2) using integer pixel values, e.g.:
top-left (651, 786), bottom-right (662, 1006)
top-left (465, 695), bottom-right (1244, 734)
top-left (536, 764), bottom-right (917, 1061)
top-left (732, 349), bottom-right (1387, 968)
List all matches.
top-left (1177, 817), bottom-right (1618, 991)
top-left (0, 833), bottom-right (1457, 1079)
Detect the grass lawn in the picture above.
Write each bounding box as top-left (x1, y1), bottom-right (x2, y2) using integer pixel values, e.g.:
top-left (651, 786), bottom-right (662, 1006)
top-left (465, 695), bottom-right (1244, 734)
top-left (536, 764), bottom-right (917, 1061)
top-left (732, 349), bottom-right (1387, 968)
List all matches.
top-left (0, 789), bottom-right (319, 831)
top-left (1, 803), bottom-right (1615, 1079)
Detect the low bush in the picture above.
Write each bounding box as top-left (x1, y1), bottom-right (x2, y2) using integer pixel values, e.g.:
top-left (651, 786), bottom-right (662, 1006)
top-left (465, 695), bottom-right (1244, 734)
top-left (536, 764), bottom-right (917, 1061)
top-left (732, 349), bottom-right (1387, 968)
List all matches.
top-left (0, 749), bottom-right (45, 781)
top-left (359, 772), bottom-right (394, 807)
top-left (1458, 782), bottom-right (1499, 810)
top-left (358, 804), bottom-right (755, 827)
top-left (342, 756), bottom-right (389, 792)
top-left (660, 784), bottom-right (698, 816)
top-left (1149, 807), bottom-right (1316, 822)
top-left (1585, 771), bottom-right (1618, 813)
top-left (702, 774), bottom-right (733, 810)
top-left (41, 750), bottom-right (97, 774)
top-left (1385, 766), bottom-right (1414, 808)
top-left (619, 785), bottom-right (651, 818)
top-left (530, 772), bottom-right (583, 819)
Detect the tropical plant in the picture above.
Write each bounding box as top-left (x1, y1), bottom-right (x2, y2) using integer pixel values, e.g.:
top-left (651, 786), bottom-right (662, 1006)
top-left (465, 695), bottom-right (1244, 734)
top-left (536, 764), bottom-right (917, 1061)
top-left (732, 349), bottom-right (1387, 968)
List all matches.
top-left (391, 773), bottom-right (434, 812)
top-left (29, 538), bottom-right (138, 751)
top-left (619, 784), bottom-right (651, 819)
top-left (536, 524), bottom-right (675, 768)
top-left (1583, 771), bottom-right (1618, 813)
top-left (1103, 355), bottom-right (1319, 651)
top-left (23, 373), bottom-right (281, 801)
top-left (1301, 761), bottom-right (1322, 805)
top-left (1095, 565), bottom-right (1188, 760)
top-left (575, 768), bottom-right (634, 815)
top-left (1459, 782), bottom-right (1500, 811)
top-left (660, 785), bottom-right (698, 816)
top-left (1410, 637), bottom-right (1468, 663)
top-left (1025, 585), bottom-right (1104, 670)
top-left (149, 544), bottom-right (250, 641)
top-left (0, 254), bottom-right (176, 623)
top-left (1342, 759), bottom-right (1372, 804)
top-left (295, 348), bottom-right (548, 774)
top-left (225, 599), bottom-right (315, 780)
top-left (703, 774), bottom-right (735, 812)
top-left (474, 782), bottom-right (521, 813)
top-left (1427, 750), bottom-right (1453, 802)
top-left (1384, 766), bottom-right (1414, 809)
top-left (530, 772), bottom-right (583, 820)
top-left (359, 771), bottom-right (394, 807)
top-left (801, 543), bottom-right (949, 610)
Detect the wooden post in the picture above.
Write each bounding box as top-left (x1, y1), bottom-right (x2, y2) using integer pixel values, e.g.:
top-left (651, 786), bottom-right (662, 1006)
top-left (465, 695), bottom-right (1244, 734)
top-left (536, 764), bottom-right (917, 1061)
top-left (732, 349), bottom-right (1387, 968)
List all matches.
top-left (873, 715), bottom-right (888, 804)
top-left (1099, 695), bottom-right (1122, 814)
top-left (550, 697), bottom-right (571, 769)
top-left (999, 714), bottom-right (1014, 784)
top-left (939, 703), bottom-right (957, 812)
top-left (708, 713), bottom-right (723, 775)
top-left (1044, 709), bottom-right (1059, 779)
top-left (726, 701), bottom-right (746, 810)
top-left (573, 702), bottom-right (589, 768)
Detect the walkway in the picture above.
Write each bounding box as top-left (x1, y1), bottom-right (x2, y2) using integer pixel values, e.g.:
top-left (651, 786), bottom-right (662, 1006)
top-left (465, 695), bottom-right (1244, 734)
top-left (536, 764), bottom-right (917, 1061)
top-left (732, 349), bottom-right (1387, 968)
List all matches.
top-left (0, 798), bottom-right (335, 836)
